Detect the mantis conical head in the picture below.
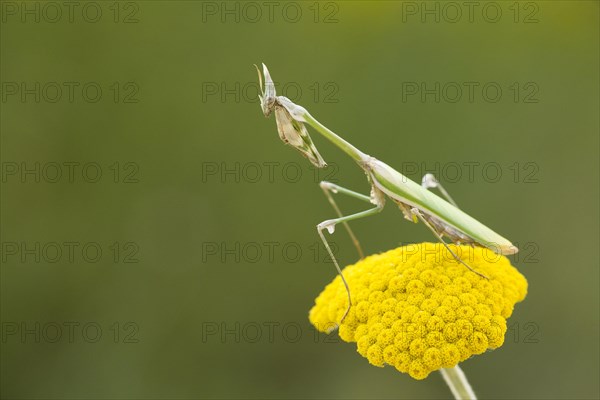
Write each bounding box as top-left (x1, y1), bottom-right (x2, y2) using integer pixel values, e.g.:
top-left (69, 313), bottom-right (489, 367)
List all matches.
top-left (256, 63), bottom-right (276, 117)
top-left (256, 63), bottom-right (327, 168)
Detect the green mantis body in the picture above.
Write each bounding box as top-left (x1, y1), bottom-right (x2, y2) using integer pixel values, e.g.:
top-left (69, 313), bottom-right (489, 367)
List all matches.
top-left (255, 64), bottom-right (518, 324)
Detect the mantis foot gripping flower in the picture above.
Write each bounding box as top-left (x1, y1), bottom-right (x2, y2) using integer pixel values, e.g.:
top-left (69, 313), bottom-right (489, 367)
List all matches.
top-left (309, 243), bottom-right (527, 380)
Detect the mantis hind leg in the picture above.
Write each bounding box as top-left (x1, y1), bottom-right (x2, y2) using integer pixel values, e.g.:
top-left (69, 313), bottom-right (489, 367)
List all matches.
top-left (317, 183), bottom-right (384, 329)
top-left (411, 207), bottom-right (489, 280)
top-left (422, 173), bottom-right (459, 208)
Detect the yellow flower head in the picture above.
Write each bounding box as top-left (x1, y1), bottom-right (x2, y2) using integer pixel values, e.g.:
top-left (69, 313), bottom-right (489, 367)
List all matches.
top-left (309, 243), bottom-right (528, 380)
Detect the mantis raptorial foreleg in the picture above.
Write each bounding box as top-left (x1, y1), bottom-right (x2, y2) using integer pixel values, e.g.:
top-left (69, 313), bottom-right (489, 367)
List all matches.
top-left (319, 181), bottom-right (372, 259)
top-left (410, 207), bottom-right (488, 279)
top-left (422, 173), bottom-right (459, 208)
top-left (317, 187), bottom-right (384, 326)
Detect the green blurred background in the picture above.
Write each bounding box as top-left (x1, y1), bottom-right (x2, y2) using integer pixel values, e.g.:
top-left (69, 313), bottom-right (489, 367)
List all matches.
top-left (1, 1), bottom-right (598, 399)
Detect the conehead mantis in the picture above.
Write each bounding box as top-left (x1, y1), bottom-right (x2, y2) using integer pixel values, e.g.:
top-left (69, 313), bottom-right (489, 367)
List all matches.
top-left (255, 64), bottom-right (518, 325)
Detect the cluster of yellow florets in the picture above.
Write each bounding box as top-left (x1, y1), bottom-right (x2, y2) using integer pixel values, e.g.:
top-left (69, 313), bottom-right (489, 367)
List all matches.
top-left (309, 243), bottom-right (527, 380)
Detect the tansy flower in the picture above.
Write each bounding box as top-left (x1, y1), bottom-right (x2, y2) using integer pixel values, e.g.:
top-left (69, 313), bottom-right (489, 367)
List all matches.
top-left (309, 243), bottom-right (527, 380)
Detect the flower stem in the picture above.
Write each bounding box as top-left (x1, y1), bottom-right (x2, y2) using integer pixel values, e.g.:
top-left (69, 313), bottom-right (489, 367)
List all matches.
top-left (440, 365), bottom-right (477, 400)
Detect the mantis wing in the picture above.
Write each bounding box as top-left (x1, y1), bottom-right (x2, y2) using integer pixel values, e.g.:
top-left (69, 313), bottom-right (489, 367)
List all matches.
top-left (368, 158), bottom-right (518, 255)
